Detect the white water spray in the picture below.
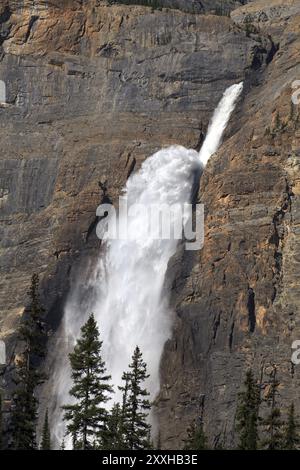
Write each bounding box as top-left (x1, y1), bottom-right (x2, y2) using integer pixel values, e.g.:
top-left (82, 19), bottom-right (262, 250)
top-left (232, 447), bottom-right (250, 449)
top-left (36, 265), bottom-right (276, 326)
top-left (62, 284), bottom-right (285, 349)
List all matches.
top-left (199, 82), bottom-right (243, 166)
top-left (49, 82), bottom-right (243, 446)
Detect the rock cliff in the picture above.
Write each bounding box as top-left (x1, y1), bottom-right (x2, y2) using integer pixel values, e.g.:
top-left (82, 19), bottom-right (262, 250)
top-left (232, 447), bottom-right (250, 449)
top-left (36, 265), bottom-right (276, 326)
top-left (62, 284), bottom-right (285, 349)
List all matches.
top-left (0, 0), bottom-right (300, 449)
top-left (156, 0), bottom-right (300, 448)
top-left (0, 0), bottom-right (257, 345)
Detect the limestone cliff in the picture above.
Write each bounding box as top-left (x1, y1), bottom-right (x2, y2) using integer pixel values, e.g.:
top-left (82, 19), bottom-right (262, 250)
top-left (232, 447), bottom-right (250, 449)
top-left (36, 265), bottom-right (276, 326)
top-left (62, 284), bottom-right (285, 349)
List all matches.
top-left (157, 0), bottom-right (300, 448)
top-left (0, 0), bottom-right (257, 345)
top-left (0, 0), bottom-right (299, 449)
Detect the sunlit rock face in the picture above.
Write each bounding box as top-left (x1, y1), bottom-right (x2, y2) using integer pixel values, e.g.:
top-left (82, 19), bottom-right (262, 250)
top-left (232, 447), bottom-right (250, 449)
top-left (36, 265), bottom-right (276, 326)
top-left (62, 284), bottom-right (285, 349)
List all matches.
top-left (156, 0), bottom-right (300, 450)
top-left (0, 0), bottom-right (256, 345)
top-left (2, 0), bottom-right (300, 450)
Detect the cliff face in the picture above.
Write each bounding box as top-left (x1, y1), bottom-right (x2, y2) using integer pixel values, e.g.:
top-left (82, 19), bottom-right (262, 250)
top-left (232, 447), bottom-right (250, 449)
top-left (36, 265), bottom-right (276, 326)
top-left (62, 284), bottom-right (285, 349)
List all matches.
top-left (157, 0), bottom-right (300, 449)
top-left (0, 0), bottom-right (299, 449)
top-left (0, 0), bottom-right (257, 343)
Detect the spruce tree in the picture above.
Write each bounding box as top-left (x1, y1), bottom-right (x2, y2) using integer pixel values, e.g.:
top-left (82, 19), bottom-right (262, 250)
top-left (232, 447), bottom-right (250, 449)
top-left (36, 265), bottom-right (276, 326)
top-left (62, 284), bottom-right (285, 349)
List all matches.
top-left (121, 346), bottom-right (151, 450)
top-left (62, 314), bottom-right (113, 450)
top-left (10, 274), bottom-right (47, 450)
top-left (184, 419), bottom-right (208, 450)
top-left (40, 409), bottom-right (51, 450)
top-left (117, 371), bottom-right (131, 449)
top-left (104, 403), bottom-right (123, 450)
top-left (261, 366), bottom-right (283, 450)
top-left (282, 403), bottom-right (299, 450)
top-left (236, 369), bottom-right (260, 450)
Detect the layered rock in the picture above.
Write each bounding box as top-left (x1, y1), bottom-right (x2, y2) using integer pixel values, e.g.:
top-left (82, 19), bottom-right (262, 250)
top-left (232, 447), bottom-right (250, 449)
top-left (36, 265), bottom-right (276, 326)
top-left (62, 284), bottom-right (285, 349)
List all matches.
top-left (0, 0), bottom-right (299, 450)
top-left (156, 0), bottom-right (300, 449)
top-left (0, 0), bottom-right (257, 343)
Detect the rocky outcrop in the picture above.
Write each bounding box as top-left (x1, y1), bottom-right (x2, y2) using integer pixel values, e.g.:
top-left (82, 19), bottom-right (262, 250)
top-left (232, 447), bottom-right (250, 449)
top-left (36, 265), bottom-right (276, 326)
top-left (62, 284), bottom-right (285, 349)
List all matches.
top-left (1, 0), bottom-right (299, 450)
top-left (156, 0), bottom-right (300, 449)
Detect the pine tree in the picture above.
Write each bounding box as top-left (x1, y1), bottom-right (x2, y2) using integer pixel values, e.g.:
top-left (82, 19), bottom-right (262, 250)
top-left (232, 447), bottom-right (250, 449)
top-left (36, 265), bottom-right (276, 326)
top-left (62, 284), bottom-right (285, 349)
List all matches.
top-left (184, 419), bottom-right (208, 450)
top-left (236, 369), bottom-right (260, 450)
top-left (10, 274), bottom-right (47, 450)
top-left (261, 366), bottom-right (283, 450)
top-left (40, 409), bottom-right (51, 450)
top-left (282, 403), bottom-right (299, 450)
top-left (62, 314), bottom-right (113, 450)
top-left (121, 346), bottom-right (151, 450)
top-left (60, 439), bottom-right (65, 450)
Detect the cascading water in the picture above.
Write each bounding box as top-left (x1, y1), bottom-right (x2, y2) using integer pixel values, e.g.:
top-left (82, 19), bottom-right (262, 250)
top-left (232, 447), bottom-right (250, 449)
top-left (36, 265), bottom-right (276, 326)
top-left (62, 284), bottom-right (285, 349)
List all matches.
top-left (48, 82), bottom-right (243, 447)
top-left (199, 82), bottom-right (243, 166)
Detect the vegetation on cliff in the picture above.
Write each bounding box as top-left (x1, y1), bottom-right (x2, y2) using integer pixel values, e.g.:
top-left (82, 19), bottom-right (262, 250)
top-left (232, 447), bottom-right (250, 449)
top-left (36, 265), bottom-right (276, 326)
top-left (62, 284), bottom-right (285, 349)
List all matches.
top-left (236, 368), bottom-right (300, 450)
top-left (9, 274), bottom-right (47, 450)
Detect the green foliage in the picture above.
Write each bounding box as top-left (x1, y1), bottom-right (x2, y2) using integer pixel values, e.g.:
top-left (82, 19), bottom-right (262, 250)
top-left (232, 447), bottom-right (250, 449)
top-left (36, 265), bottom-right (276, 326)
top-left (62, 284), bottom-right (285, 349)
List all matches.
top-left (10, 274), bottom-right (47, 450)
top-left (104, 403), bottom-right (124, 450)
top-left (236, 369), bottom-right (260, 450)
top-left (184, 420), bottom-right (208, 450)
top-left (10, 382), bottom-right (38, 449)
top-left (282, 403), bottom-right (299, 450)
top-left (40, 409), bottom-right (51, 450)
top-left (261, 367), bottom-right (283, 450)
top-left (115, 371), bottom-right (131, 449)
top-left (62, 314), bottom-right (113, 450)
top-left (120, 346), bottom-right (151, 450)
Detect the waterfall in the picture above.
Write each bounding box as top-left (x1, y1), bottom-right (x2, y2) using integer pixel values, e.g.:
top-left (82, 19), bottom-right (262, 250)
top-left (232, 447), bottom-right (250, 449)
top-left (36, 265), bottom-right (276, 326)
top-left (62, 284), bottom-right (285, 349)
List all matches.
top-left (199, 82), bottom-right (243, 166)
top-left (48, 82), bottom-right (243, 447)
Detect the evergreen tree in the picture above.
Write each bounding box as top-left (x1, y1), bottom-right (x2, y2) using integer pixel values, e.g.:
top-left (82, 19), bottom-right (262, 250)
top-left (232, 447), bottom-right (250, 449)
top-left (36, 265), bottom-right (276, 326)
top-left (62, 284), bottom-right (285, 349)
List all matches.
top-left (60, 439), bottom-right (65, 451)
top-left (261, 366), bottom-right (283, 450)
top-left (282, 403), bottom-right (299, 450)
top-left (10, 274), bottom-right (47, 450)
top-left (184, 419), bottom-right (208, 450)
top-left (236, 369), bottom-right (260, 450)
top-left (104, 403), bottom-right (124, 450)
top-left (121, 346), bottom-right (151, 450)
top-left (40, 409), bottom-right (51, 450)
top-left (62, 314), bottom-right (113, 450)
top-left (117, 371), bottom-right (131, 449)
